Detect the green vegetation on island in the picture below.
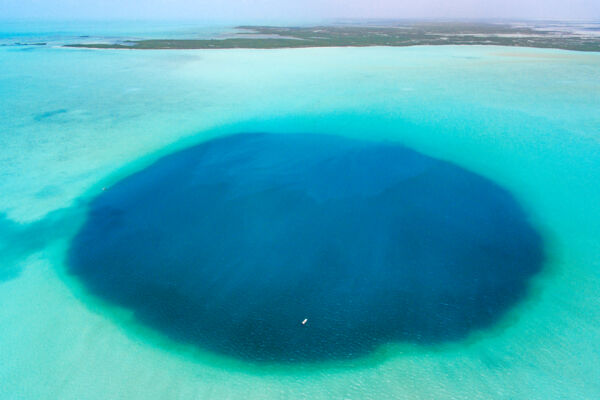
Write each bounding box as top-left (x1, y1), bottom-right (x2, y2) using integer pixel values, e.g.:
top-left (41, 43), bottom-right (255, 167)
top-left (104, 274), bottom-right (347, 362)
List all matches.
top-left (65, 22), bottom-right (600, 52)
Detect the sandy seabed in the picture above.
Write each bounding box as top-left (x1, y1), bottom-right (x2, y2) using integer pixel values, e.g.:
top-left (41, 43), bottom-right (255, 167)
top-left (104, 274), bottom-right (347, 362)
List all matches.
top-left (1, 42), bottom-right (600, 399)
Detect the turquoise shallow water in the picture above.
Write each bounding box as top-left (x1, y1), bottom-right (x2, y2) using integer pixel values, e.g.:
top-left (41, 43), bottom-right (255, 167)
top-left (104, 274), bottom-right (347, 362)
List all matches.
top-left (1, 30), bottom-right (600, 398)
top-left (0, 20), bottom-right (234, 46)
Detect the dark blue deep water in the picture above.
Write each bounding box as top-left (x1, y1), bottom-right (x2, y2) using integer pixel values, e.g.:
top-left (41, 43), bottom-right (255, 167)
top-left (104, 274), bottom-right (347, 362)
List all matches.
top-left (69, 133), bottom-right (543, 362)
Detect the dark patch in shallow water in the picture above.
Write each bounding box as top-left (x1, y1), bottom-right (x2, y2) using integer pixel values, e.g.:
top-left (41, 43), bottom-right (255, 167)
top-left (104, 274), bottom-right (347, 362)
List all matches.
top-left (0, 209), bottom-right (78, 282)
top-left (34, 108), bottom-right (68, 121)
top-left (69, 133), bottom-right (543, 362)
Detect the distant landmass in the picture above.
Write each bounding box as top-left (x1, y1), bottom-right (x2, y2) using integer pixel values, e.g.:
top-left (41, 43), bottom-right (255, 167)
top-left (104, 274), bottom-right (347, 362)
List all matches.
top-left (65, 22), bottom-right (600, 51)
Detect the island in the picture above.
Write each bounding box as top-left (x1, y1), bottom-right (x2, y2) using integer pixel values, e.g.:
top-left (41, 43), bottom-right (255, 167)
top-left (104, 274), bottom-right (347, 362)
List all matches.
top-left (64, 22), bottom-right (600, 52)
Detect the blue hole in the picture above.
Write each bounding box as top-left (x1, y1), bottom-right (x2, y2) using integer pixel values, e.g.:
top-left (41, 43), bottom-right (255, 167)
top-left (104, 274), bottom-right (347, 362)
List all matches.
top-left (69, 133), bottom-right (543, 362)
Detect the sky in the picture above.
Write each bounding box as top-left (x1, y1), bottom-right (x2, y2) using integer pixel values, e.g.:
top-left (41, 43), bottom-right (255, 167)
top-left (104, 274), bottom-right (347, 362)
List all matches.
top-left (0, 0), bottom-right (599, 21)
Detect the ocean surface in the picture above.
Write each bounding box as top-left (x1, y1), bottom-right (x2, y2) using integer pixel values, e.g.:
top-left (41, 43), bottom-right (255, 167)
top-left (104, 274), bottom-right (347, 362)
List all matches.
top-left (1, 22), bottom-right (600, 399)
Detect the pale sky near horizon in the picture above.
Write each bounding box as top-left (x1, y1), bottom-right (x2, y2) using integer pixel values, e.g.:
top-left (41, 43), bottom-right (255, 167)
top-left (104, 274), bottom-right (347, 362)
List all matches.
top-left (1, 0), bottom-right (599, 21)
